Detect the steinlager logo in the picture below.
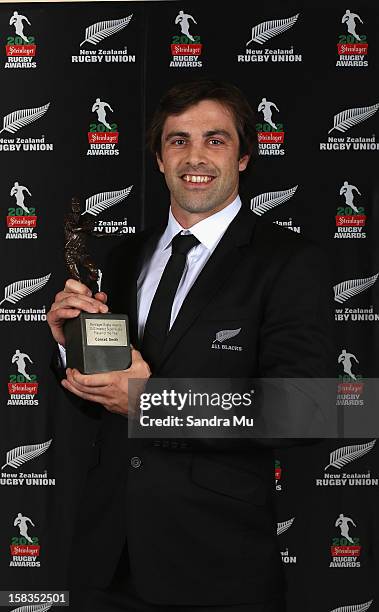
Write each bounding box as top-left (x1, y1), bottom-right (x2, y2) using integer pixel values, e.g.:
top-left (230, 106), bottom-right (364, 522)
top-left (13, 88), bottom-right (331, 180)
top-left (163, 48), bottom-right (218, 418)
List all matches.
top-left (10, 512), bottom-right (41, 567)
top-left (5, 10), bottom-right (37, 69)
top-left (335, 181), bottom-right (366, 239)
top-left (330, 513), bottom-right (361, 568)
top-left (275, 459), bottom-right (282, 491)
top-left (336, 9), bottom-right (368, 68)
top-left (8, 349), bottom-right (39, 406)
top-left (256, 97), bottom-right (285, 155)
top-left (170, 10), bottom-right (203, 68)
top-left (87, 98), bottom-right (119, 155)
top-left (6, 181), bottom-right (38, 239)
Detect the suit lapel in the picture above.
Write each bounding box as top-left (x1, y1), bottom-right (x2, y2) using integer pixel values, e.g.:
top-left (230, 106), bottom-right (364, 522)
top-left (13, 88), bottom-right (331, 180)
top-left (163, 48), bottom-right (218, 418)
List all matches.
top-left (155, 206), bottom-right (257, 371)
top-left (125, 226), bottom-right (165, 347)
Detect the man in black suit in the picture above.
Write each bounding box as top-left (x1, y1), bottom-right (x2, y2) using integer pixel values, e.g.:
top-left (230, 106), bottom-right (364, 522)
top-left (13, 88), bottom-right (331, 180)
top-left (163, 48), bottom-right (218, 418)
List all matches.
top-left (47, 80), bottom-right (331, 611)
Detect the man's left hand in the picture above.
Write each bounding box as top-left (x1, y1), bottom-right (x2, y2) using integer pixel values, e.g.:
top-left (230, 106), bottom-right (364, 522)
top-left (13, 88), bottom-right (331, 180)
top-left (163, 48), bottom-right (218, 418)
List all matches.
top-left (61, 348), bottom-right (151, 416)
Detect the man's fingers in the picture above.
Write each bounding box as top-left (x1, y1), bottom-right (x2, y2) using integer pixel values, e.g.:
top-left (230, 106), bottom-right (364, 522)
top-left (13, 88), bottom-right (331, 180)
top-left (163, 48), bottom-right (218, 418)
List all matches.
top-left (50, 294), bottom-right (109, 314)
top-left (64, 278), bottom-right (92, 296)
top-left (48, 307), bottom-right (81, 324)
top-left (67, 368), bottom-right (114, 388)
top-left (61, 379), bottom-right (110, 403)
top-left (94, 291), bottom-right (108, 304)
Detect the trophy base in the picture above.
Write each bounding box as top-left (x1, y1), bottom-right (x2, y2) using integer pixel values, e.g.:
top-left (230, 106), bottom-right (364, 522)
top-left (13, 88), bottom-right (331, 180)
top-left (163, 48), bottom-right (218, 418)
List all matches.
top-left (64, 312), bottom-right (132, 374)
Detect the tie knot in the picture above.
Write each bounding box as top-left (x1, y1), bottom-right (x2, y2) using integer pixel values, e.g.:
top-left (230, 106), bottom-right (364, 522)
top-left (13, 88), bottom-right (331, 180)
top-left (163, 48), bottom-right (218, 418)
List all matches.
top-left (171, 233), bottom-right (199, 256)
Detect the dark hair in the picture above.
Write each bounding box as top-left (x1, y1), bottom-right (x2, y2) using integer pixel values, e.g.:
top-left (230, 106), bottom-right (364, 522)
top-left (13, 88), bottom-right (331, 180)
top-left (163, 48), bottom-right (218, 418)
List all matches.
top-left (147, 79), bottom-right (258, 170)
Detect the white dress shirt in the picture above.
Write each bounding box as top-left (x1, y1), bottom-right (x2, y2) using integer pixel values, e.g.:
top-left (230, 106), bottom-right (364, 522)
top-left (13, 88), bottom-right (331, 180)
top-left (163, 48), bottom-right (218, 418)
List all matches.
top-left (137, 196), bottom-right (241, 341)
top-left (58, 196), bottom-right (241, 365)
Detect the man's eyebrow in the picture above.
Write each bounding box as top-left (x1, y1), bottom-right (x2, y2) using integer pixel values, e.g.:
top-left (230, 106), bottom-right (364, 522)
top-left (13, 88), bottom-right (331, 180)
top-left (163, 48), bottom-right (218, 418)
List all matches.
top-left (203, 129), bottom-right (232, 140)
top-left (164, 129), bottom-right (233, 141)
top-left (165, 131), bottom-right (190, 141)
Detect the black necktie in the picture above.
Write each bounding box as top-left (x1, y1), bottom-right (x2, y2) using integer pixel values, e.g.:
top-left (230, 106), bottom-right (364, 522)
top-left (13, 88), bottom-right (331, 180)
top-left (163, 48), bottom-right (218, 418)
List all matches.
top-left (141, 233), bottom-right (199, 369)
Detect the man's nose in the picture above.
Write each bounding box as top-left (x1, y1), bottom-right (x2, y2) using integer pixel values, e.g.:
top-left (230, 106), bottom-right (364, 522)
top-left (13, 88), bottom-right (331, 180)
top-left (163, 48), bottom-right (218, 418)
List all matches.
top-left (185, 142), bottom-right (208, 166)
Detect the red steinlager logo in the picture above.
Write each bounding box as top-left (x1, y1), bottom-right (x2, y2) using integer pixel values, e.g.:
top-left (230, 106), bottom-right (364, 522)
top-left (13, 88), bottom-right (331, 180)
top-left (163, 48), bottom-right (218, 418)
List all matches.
top-left (10, 512), bottom-right (40, 567)
top-left (337, 349), bottom-right (364, 407)
top-left (256, 97), bottom-right (285, 156)
top-left (87, 98), bottom-right (119, 156)
top-left (336, 9), bottom-right (368, 68)
top-left (335, 181), bottom-right (366, 239)
top-left (5, 10), bottom-right (37, 69)
top-left (330, 513), bottom-right (361, 567)
top-left (170, 10), bottom-right (202, 68)
top-left (6, 181), bottom-right (37, 239)
top-left (8, 349), bottom-right (38, 406)
top-left (275, 459), bottom-right (282, 491)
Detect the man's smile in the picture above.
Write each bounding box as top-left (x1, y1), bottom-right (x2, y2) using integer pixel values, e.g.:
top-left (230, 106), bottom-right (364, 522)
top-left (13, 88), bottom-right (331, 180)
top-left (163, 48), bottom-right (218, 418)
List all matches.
top-left (180, 174), bottom-right (216, 184)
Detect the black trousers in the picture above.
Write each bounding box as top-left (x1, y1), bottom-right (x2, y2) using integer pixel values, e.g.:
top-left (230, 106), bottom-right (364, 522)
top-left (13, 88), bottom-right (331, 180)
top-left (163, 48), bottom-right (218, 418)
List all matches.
top-left (70, 580), bottom-right (286, 612)
top-left (69, 543), bottom-right (286, 612)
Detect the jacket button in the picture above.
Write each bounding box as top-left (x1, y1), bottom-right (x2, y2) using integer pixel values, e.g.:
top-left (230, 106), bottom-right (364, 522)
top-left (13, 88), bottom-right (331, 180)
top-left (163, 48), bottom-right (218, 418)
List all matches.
top-left (130, 456), bottom-right (142, 468)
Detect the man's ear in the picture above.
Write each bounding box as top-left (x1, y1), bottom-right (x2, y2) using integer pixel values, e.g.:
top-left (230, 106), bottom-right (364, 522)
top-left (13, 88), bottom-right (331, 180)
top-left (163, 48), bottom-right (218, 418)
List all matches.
top-left (156, 152), bottom-right (164, 173)
top-left (238, 154), bottom-right (250, 172)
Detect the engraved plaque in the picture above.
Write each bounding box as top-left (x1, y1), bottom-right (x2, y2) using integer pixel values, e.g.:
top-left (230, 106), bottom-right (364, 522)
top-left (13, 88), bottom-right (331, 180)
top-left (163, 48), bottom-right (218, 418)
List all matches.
top-left (85, 319), bottom-right (128, 347)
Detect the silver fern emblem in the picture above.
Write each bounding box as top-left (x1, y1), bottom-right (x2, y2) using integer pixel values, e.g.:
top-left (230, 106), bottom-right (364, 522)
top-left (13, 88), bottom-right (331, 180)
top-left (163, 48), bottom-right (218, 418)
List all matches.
top-left (325, 440), bottom-right (376, 471)
top-left (0, 273), bottom-right (51, 306)
top-left (11, 605), bottom-right (53, 612)
top-left (328, 103), bottom-right (379, 134)
top-left (251, 185), bottom-right (298, 216)
top-left (213, 328), bottom-right (241, 343)
top-left (80, 16), bottom-right (133, 47)
top-left (82, 186), bottom-right (133, 217)
top-left (330, 600), bottom-right (373, 612)
top-left (246, 14), bottom-right (299, 46)
top-left (0, 103), bottom-right (50, 135)
top-left (277, 517), bottom-right (295, 535)
top-left (334, 273), bottom-right (378, 303)
top-left (2, 439), bottom-right (52, 470)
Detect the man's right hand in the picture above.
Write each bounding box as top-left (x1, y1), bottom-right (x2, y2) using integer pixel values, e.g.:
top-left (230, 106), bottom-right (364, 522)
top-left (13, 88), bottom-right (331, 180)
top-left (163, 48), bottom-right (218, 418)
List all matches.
top-left (47, 279), bottom-right (108, 346)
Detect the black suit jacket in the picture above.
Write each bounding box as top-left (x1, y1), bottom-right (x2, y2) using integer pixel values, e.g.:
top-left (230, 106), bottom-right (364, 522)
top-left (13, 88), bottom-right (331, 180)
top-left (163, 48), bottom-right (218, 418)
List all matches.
top-left (66, 205), bottom-right (333, 605)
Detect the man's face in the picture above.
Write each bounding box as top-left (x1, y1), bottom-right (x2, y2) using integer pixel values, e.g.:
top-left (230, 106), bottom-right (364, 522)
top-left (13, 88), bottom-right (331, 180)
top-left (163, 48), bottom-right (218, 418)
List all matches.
top-left (157, 99), bottom-right (249, 217)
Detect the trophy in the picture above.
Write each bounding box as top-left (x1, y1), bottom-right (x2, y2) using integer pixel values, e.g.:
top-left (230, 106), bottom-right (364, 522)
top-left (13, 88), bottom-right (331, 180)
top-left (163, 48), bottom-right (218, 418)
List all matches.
top-left (63, 197), bottom-right (131, 374)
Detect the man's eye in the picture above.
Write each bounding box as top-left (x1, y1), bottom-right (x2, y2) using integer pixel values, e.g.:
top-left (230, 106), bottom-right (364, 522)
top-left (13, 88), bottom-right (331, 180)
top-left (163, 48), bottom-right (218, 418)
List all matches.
top-left (172, 139), bottom-right (186, 145)
top-left (209, 139), bottom-right (223, 145)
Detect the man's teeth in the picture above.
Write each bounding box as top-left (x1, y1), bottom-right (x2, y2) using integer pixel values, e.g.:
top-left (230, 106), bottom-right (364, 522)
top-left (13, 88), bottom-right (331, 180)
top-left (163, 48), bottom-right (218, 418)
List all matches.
top-left (182, 175), bottom-right (214, 183)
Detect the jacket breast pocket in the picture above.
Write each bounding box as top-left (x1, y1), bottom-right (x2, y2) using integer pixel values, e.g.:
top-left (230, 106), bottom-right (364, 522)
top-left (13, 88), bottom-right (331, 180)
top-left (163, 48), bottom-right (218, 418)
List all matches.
top-left (191, 454), bottom-right (267, 505)
top-left (201, 312), bottom-right (249, 347)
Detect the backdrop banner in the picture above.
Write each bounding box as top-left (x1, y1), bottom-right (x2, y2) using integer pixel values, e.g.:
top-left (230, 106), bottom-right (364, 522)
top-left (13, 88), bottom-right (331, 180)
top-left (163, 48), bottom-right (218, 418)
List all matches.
top-left (0, 2), bottom-right (378, 610)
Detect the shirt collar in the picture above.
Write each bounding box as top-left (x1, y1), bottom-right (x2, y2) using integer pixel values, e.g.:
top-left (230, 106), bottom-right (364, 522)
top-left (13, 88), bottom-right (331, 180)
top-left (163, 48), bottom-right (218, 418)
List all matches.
top-left (160, 196), bottom-right (242, 252)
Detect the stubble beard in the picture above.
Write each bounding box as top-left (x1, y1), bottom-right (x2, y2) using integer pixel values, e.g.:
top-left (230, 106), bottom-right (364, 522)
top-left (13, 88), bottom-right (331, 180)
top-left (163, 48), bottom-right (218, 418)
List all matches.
top-left (170, 176), bottom-right (234, 215)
